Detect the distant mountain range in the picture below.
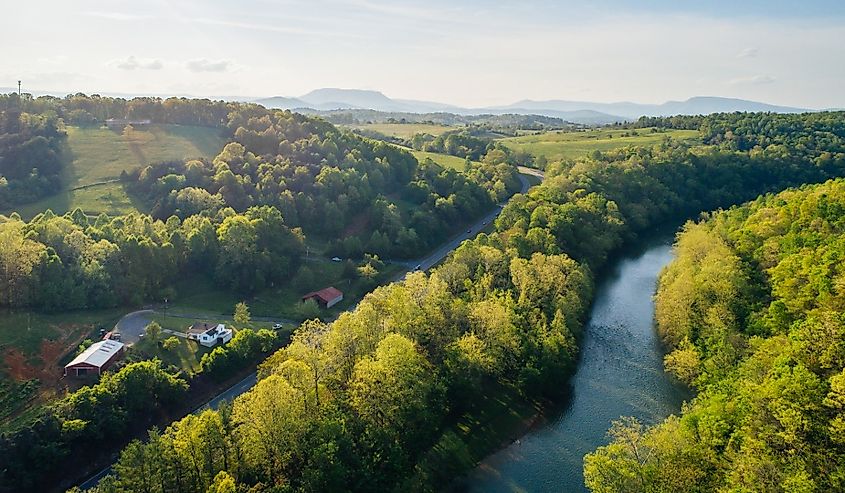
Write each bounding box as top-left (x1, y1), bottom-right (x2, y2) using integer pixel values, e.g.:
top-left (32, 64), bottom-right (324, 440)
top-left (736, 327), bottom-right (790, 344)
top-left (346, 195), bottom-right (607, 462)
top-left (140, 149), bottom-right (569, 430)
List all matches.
top-left (252, 89), bottom-right (811, 124)
top-left (2, 86), bottom-right (817, 125)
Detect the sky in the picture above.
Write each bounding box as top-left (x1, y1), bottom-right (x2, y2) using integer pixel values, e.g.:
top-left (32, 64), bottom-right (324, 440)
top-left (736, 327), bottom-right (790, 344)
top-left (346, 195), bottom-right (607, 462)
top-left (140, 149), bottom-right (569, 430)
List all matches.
top-left (3, 0), bottom-right (845, 108)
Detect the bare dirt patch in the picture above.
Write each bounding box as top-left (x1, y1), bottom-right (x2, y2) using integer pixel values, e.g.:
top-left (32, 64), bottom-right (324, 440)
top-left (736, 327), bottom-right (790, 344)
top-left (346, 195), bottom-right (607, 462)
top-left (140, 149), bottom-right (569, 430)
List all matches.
top-left (2, 348), bottom-right (39, 381)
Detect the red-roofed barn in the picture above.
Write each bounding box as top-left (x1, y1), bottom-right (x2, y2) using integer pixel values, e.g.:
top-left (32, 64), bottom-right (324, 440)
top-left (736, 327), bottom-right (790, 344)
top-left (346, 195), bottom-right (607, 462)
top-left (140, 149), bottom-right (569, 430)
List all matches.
top-left (302, 286), bottom-right (344, 308)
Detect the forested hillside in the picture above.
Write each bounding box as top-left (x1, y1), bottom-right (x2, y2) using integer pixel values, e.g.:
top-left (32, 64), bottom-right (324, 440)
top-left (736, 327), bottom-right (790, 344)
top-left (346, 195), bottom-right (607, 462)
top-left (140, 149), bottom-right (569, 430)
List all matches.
top-left (0, 110), bottom-right (66, 207)
top-left (585, 179), bottom-right (845, 492)
top-left (0, 93), bottom-right (521, 316)
top-left (126, 108), bottom-right (518, 258)
top-left (636, 111), bottom-right (845, 156)
top-left (0, 92), bottom-right (233, 128)
top-left (0, 206), bottom-right (304, 312)
top-left (61, 112), bottom-right (845, 493)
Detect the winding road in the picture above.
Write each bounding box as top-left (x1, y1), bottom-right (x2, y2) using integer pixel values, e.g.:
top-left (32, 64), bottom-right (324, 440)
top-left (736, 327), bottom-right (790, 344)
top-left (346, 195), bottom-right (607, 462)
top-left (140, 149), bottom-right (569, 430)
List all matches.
top-left (77, 166), bottom-right (543, 490)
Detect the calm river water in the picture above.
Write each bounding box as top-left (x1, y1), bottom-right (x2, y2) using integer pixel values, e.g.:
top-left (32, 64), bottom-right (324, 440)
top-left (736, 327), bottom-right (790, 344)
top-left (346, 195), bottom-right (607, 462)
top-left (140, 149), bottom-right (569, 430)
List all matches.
top-left (461, 233), bottom-right (690, 492)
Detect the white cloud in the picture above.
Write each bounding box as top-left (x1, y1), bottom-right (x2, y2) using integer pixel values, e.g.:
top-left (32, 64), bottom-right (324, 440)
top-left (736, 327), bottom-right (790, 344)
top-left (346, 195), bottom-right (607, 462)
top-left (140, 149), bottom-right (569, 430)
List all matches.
top-left (736, 47), bottom-right (759, 58)
top-left (730, 74), bottom-right (776, 85)
top-left (189, 17), bottom-right (368, 39)
top-left (85, 11), bottom-right (151, 21)
top-left (185, 59), bottom-right (231, 73)
top-left (114, 56), bottom-right (163, 71)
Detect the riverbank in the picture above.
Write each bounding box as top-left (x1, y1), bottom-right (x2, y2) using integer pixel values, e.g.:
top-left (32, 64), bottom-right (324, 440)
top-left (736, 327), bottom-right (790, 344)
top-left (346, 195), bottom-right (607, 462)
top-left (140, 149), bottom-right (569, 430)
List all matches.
top-left (457, 231), bottom-right (690, 492)
top-left (415, 379), bottom-right (548, 490)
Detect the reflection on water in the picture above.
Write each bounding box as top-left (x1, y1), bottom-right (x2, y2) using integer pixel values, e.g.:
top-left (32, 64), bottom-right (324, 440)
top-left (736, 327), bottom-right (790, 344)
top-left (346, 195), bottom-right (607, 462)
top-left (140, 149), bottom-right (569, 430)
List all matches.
top-left (461, 233), bottom-right (690, 493)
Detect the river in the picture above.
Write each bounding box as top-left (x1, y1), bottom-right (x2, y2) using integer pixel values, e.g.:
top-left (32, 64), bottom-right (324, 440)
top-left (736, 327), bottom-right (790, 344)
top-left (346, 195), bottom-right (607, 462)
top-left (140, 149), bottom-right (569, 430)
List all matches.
top-left (461, 232), bottom-right (690, 492)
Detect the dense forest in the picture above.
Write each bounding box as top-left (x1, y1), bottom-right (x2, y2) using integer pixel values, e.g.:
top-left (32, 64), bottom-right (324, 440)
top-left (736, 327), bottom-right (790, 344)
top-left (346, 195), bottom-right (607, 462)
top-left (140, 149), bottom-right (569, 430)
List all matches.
top-left (48, 111), bottom-right (845, 493)
top-left (636, 111), bottom-right (845, 156)
top-left (0, 93), bottom-right (522, 315)
top-left (0, 109), bottom-right (66, 207)
top-left (126, 108), bottom-right (519, 258)
top-left (0, 206), bottom-right (304, 311)
top-left (585, 179), bottom-right (845, 492)
top-left (0, 92), bottom-right (233, 128)
top-left (0, 92), bottom-right (520, 260)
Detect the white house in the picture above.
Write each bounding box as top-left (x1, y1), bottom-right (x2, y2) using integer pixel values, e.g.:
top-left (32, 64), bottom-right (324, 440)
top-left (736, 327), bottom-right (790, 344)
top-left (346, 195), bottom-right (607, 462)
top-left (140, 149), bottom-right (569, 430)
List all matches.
top-left (188, 323), bottom-right (233, 348)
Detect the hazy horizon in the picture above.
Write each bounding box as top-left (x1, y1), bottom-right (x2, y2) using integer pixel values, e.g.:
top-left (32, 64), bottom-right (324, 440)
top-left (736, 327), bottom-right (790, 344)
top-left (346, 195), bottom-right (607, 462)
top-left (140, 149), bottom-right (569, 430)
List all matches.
top-left (4, 0), bottom-right (845, 109)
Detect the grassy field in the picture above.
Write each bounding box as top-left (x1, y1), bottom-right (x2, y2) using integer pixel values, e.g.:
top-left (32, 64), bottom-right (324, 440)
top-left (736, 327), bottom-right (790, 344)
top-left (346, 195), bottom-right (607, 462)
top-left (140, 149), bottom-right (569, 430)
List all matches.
top-left (132, 332), bottom-right (209, 375)
top-left (347, 123), bottom-right (457, 139)
top-left (412, 150), bottom-right (478, 172)
top-left (500, 127), bottom-right (700, 162)
top-left (166, 259), bottom-right (404, 322)
top-left (5, 124), bottom-right (225, 219)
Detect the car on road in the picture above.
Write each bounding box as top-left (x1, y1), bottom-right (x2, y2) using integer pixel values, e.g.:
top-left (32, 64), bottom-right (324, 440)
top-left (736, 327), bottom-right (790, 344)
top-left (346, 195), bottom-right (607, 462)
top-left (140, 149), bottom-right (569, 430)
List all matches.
top-left (414, 264), bottom-right (422, 271)
top-left (466, 229), bottom-right (472, 234)
top-left (331, 256), bottom-right (342, 262)
top-left (482, 221), bottom-right (487, 225)
top-left (272, 323), bottom-right (283, 330)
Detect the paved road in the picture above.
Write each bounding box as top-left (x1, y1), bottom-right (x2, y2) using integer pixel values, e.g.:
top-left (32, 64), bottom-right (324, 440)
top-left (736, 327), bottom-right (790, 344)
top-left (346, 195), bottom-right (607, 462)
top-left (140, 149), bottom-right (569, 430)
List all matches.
top-left (198, 372), bottom-right (259, 412)
top-left (113, 309), bottom-right (154, 344)
top-left (78, 167), bottom-right (544, 490)
top-left (390, 171), bottom-right (535, 282)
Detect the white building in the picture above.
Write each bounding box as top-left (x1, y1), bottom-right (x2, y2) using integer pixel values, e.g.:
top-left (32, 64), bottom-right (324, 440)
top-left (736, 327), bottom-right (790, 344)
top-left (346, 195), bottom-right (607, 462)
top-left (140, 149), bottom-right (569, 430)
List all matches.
top-left (64, 339), bottom-right (125, 377)
top-left (189, 323), bottom-right (233, 348)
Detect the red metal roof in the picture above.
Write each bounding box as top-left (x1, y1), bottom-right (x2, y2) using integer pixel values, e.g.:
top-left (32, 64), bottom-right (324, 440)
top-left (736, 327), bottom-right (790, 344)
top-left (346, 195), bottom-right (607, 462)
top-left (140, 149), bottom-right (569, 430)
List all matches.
top-left (302, 286), bottom-right (343, 303)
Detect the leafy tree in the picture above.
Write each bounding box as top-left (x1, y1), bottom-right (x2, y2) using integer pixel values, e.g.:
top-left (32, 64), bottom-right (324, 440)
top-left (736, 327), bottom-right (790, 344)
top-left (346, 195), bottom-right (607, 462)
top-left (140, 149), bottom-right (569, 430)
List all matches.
top-left (233, 301), bottom-right (250, 328)
top-left (161, 336), bottom-right (180, 352)
top-left (145, 321), bottom-right (163, 344)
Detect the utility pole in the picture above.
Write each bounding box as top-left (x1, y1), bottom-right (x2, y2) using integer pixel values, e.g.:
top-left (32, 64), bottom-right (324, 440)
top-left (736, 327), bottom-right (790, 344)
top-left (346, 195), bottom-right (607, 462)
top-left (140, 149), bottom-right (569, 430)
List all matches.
top-left (17, 80), bottom-right (21, 96)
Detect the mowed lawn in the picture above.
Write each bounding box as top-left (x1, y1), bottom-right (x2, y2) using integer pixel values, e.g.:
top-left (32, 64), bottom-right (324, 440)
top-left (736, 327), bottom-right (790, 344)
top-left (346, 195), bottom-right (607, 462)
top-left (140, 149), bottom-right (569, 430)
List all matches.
top-left (6, 124), bottom-right (225, 219)
top-left (347, 123), bottom-right (457, 139)
top-left (500, 127), bottom-right (700, 162)
top-left (166, 259), bottom-right (405, 322)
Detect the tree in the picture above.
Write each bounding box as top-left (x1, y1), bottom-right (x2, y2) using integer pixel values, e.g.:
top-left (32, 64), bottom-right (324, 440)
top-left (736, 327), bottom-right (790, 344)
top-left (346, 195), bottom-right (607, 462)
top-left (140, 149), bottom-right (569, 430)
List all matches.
top-left (145, 321), bottom-right (163, 344)
top-left (207, 471), bottom-right (237, 493)
top-left (349, 334), bottom-right (444, 450)
top-left (0, 220), bottom-right (45, 307)
top-left (234, 301), bottom-right (251, 328)
top-left (232, 375), bottom-right (307, 482)
top-left (162, 336), bottom-right (180, 352)
top-left (296, 298), bottom-right (321, 320)
top-left (284, 319), bottom-right (331, 410)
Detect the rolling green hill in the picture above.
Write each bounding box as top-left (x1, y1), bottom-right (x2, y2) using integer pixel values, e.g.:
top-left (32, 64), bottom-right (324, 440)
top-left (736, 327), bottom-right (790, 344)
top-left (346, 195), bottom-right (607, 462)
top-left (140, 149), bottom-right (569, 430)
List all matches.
top-left (500, 127), bottom-right (700, 162)
top-left (5, 124), bottom-right (225, 219)
top-left (411, 150), bottom-right (477, 171)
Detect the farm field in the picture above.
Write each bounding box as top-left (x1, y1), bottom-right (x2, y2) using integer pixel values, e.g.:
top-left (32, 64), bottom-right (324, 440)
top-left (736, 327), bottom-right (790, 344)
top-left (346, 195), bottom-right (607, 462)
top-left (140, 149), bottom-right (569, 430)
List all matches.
top-left (5, 124), bottom-right (225, 219)
top-left (346, 122), bottom-right (457, 138)
top-left (500, 127), bottom-right (700, 162)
